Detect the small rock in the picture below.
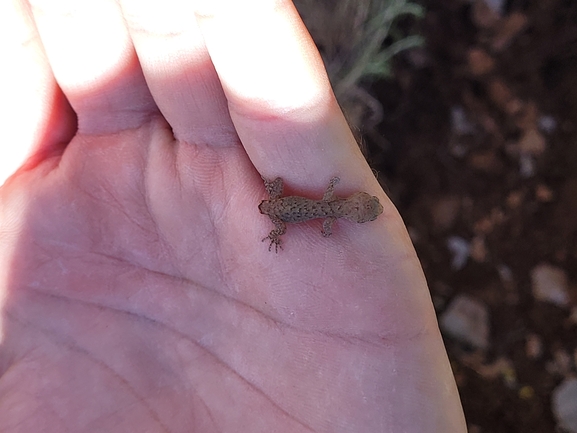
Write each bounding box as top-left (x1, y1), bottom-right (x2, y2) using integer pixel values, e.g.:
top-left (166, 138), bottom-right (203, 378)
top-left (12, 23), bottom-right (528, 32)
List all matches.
top-left (468, 48), bottom-right (495, 76)
top-left (570, 307), bottom-right (577, 324)
top-left (506, 190), bottom-right (524, 209)
top-left (539, 115), bottom-right (558, 133)
top-left (469, 150), bottom-right (502, 173)
top-left (531, 264), bottom-right (570, 307)
top-left (488, 78), bottom-right (522, 115)
top-left (470, 236), bottom-right (488, 263)
top-left (440, 295), bottom-right (490, 349)
top-left (525, 334), bottom-right (543, 359)
top-left (519, 154), bottom-right (535, 178)
top-left (553, 378), bottom-right (577, 433)
top-left (553, 349), bottom-right (572, 375)
top-left (483, 0), bottom-right (506, 15)
top-left (468, 425), bottom-right (482, 433)
top-left (535, 184), bottom-right (554, 202)
top-left (515, 101), bottom-right (539, 131)
top-left (447, 236), bottom-right (470, 270)
top-left (451, 106), bottom-right (476, 135)
top-left (471, 0), bottom-right (500, 29)
top-left (492, 12), bottom-right (529, 52)
top-left (519, 385), bottom-right (535, 400)
top-left (431, 196), bottom-right (461, 230)
top-left (473, 208), bottom-right (505, 234)
top-left (497, 264), bottom-right (514, 282)
top-left (497, 264), bottom-right (519, 304)
top-left (518, 129), bottom-right (546, 156)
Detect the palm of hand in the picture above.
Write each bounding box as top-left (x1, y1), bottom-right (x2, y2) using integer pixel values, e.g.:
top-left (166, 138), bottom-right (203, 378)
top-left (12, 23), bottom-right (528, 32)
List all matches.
top-left (2, 123), bottom-right (409, 432)
top-left (1, 2), bottom-right (466, 432)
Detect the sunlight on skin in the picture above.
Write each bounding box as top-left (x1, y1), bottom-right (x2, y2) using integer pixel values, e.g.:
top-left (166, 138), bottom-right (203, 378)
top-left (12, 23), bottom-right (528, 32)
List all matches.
top-left (0, 2), bottom-right (49, 186)
top-left (0, 0), bottom-right (132, 185)
top-left (28, 0), bottom-right (131, 93)
top-left (0, 151), bottom-right (26, 188)
top-left (196, 0), bottom-right (331, 121)
top-left (194, 0), bottom-right (373, 190)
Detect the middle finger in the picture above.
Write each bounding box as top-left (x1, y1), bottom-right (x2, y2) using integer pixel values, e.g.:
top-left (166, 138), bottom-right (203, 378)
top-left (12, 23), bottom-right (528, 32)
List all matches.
top-left (119, 0), bottom-right (236, 146)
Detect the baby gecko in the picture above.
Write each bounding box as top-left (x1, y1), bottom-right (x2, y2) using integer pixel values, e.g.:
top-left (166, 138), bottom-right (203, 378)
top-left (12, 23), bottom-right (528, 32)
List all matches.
top-left (259, 176), bottom-right (384, 252)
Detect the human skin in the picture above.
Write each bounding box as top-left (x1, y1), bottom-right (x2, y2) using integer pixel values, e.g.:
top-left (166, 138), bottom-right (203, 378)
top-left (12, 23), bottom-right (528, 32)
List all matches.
top-left (0, 0), bottom-right (467, 432)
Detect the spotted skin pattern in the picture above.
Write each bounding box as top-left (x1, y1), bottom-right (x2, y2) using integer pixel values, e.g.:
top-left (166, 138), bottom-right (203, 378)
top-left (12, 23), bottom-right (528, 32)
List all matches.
top-left (258, 176), bottom-right (383, 252)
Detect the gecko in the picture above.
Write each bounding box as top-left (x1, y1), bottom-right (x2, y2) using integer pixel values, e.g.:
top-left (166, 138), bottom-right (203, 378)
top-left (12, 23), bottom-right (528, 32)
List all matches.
top-left (258, 176), bottom-right (384, 252)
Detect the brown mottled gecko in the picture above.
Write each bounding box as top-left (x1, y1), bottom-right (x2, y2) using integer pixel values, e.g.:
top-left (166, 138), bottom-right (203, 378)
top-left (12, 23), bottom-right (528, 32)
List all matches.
top-left (258, 176), bottom-right (384, 252)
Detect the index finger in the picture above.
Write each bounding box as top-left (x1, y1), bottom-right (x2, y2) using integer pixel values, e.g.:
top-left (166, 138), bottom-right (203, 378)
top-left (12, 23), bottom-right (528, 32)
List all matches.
top-left (195, 0), bottom-right (376, 192)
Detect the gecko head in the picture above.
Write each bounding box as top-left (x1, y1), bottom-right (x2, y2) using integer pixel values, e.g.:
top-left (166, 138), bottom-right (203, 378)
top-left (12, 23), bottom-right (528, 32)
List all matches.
top-left (258, 200), bottom-right (271, 215)
top-left (347, 192), bottom-right (384, 223)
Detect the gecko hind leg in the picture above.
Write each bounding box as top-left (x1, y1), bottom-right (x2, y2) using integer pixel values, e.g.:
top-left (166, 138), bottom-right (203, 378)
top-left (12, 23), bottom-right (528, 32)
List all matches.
top-left (262, 216), bottom-right (286, 253)
top-left (321, 216), bottom-right (337, 237)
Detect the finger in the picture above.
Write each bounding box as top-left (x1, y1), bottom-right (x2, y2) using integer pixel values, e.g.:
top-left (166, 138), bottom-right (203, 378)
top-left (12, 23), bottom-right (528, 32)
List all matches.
top-left (28, 0), bottom-right (158, 134)
top-left (118, 0), bottom-right (236, 146)
top-left (0, 0), bottom-right (75, 186)
top-left (195, 0), bottom-right (374, 189)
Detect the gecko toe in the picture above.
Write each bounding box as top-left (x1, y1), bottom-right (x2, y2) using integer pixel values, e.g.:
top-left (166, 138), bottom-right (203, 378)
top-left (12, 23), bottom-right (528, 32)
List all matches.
top-left (262, 236), bottom-right (282, 253)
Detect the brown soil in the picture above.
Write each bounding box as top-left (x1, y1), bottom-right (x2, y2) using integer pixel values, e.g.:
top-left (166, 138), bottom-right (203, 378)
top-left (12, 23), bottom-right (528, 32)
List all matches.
top-left (367, 0), bottom-right (577, 431)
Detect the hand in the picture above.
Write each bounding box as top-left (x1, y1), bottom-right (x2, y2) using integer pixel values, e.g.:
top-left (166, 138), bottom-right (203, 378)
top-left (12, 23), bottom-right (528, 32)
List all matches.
top-left (0, 0), bottom-right (466, 431)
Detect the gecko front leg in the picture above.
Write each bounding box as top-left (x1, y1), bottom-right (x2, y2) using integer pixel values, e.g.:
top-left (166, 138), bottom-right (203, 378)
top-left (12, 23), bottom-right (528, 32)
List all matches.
top-left (320, 177), bottom-right (340, 237)
top-left (322, 177), bottom-right (340, 201)
top-left (262, 215), bottom-right (286, 252)
top-left (262, 176), bottom-right (284, 200)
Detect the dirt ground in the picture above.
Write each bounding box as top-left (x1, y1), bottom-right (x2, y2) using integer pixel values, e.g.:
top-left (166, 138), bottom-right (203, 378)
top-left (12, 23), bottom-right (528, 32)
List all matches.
top-left (364, 0), bottom-right (577, 431)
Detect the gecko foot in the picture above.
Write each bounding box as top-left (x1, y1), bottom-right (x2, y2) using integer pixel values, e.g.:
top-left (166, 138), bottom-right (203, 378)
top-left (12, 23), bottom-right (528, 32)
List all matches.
top-left (262, 235), bottom-right (283, 253)
top-left (321, 216), bottom-right (336, 237)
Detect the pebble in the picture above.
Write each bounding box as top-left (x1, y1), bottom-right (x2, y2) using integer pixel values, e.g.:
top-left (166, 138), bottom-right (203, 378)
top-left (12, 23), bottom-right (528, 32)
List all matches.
top-left (531, 264), bottom-right (570, 307)
top-left (497, 264), bottom-right (514, 284)
top-left (518, 129), bottom-right (546, 156)
top-left (451, 106), bottom-right (476, 135)
top-left (492, 12), bottom-right (529, 52)
top-left (539, 115), bottom-right (558, 133)
top-left (440, 294), bottom-right (490, 349)
top-left (483, 0), bottom-right (505, 15)
top-left (469, 236), bottom-right (488, 263)
top-left (488, 78), bottom-right (521, 115)
top-left (525, 333), bottom-right (543, 359)
top-left (431, 196), bottom-right (461, 230)
top-left (506, 190), bottom-right (524, 209)
top-left (447, 236), bottom-right (470, 270)
top-left (519, 154), bottom-right (535, 177)
top-left (554, 350), bottom-right (573, 375)
top-left (553, 378), bottom-right (577, 433)
top-left (570, 308), bottom-right (577, 325)
top-left (468, 48), bottom-right (495, 76)
top-left (535, 184), bottom-right (554, 202)
top-left (471, 0), bottom-right (500, 29)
